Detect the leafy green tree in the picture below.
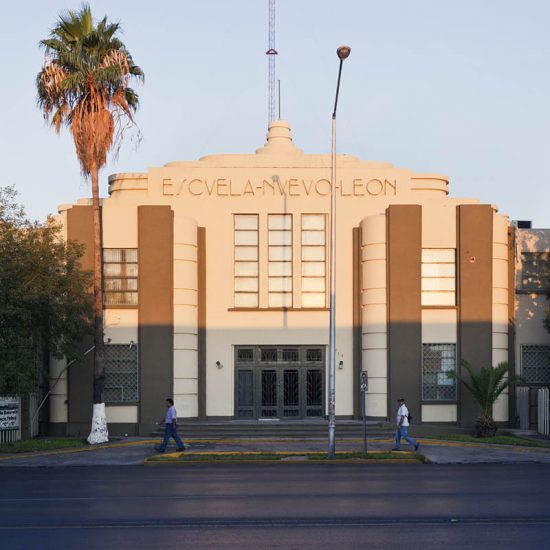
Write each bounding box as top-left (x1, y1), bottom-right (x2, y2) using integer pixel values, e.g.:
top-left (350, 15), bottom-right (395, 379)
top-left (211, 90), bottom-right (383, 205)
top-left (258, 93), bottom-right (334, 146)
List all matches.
top-left (0, 186), bottom-right (93, 397)
top-left (451, 361), bottom-right (521, 437)
top-left (36, 4), bottom-right (143, 442)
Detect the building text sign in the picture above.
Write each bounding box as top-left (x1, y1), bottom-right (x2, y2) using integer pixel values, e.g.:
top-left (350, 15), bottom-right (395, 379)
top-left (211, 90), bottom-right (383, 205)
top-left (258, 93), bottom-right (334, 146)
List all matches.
top-left (0, 397), bottom-right (19, 430)
top-left (162, 177), bottom-right (397, 198)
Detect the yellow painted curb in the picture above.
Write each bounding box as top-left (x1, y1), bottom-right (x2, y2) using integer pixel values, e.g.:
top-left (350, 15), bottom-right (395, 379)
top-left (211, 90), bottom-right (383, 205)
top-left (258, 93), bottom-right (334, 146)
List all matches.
top-left (144, 458), bottom-right (422, 466)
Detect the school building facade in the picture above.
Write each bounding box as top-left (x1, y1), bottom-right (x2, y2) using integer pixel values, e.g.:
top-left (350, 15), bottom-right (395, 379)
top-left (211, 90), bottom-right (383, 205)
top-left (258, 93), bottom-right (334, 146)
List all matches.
top-left (48, 120), bottom-right (550, 436)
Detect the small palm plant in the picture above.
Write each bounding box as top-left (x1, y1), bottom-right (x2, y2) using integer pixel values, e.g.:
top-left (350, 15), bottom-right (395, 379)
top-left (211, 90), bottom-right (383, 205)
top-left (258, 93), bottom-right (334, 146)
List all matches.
top-left (451, 361), bottom-right (521, 437)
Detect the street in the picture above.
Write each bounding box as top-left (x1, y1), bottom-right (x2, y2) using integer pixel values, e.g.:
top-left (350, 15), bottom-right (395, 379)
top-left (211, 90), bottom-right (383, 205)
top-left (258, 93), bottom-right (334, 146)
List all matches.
top-left (1, 464), bottom-right (550, 549)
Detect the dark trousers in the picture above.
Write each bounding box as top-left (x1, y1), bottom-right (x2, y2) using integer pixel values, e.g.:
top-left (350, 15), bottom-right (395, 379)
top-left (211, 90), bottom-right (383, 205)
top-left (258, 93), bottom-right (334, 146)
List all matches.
top-left (159, 423), bottom-right (185, 451)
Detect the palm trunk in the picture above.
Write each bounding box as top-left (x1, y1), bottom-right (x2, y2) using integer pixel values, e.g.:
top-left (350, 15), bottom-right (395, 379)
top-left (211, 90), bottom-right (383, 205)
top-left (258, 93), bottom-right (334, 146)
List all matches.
top-left (91, 164), bottom-right (105, 403)
top-left (87, 163), bottom-right (108, 444)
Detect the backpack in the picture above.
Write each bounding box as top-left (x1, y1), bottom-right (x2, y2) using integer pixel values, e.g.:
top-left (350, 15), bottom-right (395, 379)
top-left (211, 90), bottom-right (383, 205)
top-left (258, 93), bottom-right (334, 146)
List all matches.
top-left (407, 412), bottom-right (412, 423)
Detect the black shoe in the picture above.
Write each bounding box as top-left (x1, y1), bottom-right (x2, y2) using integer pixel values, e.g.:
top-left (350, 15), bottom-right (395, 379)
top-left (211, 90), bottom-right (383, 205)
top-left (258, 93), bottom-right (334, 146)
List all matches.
top-left (154, 447), bottom-right (165, 453)
top-left (391, 448), bottom-right (401, 451)
top-left (177, 447), bottom-right (185, 452)
top-left (414, 444), bottom-right (419, 451)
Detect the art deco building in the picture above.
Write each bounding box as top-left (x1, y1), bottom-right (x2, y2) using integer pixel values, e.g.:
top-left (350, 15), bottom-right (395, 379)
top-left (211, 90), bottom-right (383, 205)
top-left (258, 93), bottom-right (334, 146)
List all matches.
top-left (49, 120), bottom-right (548, 436)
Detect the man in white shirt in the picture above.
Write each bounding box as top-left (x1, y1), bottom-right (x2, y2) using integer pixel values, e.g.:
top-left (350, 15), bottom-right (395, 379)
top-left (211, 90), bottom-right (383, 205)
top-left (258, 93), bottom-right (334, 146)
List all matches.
top-left (392, 398), bottom-right (419, 451)
top-left (155, 398), bottom-right (186, 453)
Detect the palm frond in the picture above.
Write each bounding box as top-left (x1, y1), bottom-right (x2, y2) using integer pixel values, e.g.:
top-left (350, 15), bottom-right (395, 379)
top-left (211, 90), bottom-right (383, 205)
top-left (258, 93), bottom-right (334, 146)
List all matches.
top-left (37, 3), bottom-right (143, 174)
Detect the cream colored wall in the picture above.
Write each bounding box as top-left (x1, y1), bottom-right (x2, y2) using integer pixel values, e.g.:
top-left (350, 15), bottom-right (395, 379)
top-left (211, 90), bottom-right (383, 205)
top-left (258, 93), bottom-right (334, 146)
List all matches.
top-left (422, 404), bottom-right (457, 422)
top-left (60, 121), bottom-right (513, 420)
top-left (421, 203), bottom-right (458, 421)
top-left (421, 310), bottom-right (457, 343)
top-left (104, 310), bottom-right (138, 343)
top-left (360, 214), bottom-right (388, 417)
top-left (173, 216), bottom-right (199, 417)
top-left (106, 405), bottom-right (138, 423)
top-left (492, 213), bottom-right (510, 421)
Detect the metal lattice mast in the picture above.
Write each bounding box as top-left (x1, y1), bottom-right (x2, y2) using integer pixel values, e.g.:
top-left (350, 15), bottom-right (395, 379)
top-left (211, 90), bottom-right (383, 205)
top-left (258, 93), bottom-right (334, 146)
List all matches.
top-left (266, 0), bottom-right (277, 123)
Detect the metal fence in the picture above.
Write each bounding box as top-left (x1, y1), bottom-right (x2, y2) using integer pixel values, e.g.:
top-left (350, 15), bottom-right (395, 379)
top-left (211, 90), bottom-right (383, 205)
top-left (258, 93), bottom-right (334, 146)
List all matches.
top-left (515, 386), bottom-right (530, 430)
top-left (538, 387), bottom-right (549, 436)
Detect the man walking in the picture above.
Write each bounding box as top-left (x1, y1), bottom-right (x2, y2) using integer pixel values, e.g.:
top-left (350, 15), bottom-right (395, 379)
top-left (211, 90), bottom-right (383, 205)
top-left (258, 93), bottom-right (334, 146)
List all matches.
top-left (155, 398), bottom-right (186, 453)
top-left (392, 398), bottom-right (419, 451)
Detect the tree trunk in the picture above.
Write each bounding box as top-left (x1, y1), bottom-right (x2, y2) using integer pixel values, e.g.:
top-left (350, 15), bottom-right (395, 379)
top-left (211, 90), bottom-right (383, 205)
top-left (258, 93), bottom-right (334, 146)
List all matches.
top-left (88, 164), bottom-right (108, 444)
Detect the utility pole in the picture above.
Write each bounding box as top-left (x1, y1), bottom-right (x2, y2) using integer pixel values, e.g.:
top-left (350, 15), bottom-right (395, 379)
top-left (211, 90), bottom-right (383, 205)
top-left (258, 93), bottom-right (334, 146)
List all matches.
top-left (266, 0), bottom-right (278, 123)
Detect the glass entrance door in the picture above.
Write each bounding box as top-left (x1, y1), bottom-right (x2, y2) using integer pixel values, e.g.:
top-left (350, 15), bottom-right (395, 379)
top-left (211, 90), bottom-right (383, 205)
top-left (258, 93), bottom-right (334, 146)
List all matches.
top-left (235, 346), bottom-right (325, 419)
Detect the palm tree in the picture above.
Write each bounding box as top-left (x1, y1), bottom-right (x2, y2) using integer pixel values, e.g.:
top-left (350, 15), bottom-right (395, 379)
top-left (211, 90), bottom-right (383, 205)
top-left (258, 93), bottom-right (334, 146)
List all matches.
top-left (37, 4), bottom-right (143, 443)
top-left (452, 361), bottom-right (521, 437)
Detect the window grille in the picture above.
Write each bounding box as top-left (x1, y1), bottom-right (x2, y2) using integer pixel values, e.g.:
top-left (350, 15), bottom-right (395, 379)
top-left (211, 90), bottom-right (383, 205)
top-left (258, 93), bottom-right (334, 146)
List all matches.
top-left (282, 348), bottom-right (299, 362)
top-left (422, 343), bottom-right (457, 400)
top-left (104, 344), bottom-right (138, 403)
top-left (268, 214), bottom-right (292, 307)
top-left (301, 214), bottom-right (326, 308)
top-left (103, 249), bottom-right (138, 306)
top-left (306, 348), bottom-right (323, 362)
top-left (237, 348), bottom-right (254, 363)
top-left (521, 345), bottom-right (550, 384)
top-left (421, 249), bottom-right (456, 306)
top-left (234, 215), bottom-right (259, 308)
top-left (261, 348), bottom-right (278, 362)
top-left (520, 253), bottom-right (550, 292)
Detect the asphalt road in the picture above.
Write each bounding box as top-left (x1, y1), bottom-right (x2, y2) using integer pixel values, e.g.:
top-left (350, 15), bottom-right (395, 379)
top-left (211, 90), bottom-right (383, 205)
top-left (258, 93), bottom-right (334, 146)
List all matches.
top-left (1, 464), bottom-right (549, 549)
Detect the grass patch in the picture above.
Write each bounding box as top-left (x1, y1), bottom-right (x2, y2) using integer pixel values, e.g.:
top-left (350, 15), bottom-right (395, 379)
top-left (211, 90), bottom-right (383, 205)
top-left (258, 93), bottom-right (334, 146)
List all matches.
top-left (426, 434), bottom-right (550, 448)
top-left (0, 437), bottom-right (88, 453)
top-left (148, 451), bottom-right (426, 463)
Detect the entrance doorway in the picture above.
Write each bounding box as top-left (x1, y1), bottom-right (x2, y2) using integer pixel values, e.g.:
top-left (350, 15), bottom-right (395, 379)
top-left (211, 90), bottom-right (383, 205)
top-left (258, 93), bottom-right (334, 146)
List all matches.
top-left (235, 346), bottom-right (325, 419)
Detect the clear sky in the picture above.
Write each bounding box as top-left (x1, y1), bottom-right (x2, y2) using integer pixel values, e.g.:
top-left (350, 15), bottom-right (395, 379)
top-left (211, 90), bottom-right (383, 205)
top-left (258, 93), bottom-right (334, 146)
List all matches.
top-left (2, 0), bottom-right (550, 226)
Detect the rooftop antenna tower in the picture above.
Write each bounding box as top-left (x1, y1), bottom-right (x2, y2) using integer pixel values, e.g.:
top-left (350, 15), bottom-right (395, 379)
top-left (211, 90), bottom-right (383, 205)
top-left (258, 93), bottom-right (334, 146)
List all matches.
top-left (266, 0), bottom-right (278, 123)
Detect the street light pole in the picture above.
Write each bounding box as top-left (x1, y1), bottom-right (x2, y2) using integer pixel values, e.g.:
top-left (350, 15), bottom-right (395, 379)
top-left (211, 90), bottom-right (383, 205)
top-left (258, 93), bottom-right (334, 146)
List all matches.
top-left (328, 45), bottom-right (350, 459)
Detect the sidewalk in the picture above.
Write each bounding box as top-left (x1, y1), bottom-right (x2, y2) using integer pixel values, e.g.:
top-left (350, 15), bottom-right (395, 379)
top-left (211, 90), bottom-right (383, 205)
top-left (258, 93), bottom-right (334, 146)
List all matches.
top-left (1, 434), bottom-right (550, 466)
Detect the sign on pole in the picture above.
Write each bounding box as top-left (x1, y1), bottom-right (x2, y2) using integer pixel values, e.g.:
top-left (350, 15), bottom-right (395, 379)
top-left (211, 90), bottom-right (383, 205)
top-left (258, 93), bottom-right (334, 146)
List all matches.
top-left (0, 397), bottom-right (20, 431)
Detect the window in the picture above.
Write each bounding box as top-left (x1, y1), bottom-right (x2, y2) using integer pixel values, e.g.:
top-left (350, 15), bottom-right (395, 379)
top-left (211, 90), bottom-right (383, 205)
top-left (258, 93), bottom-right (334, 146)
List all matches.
top-left (422, 343), bottom-right (457, 400)
top-left (268, 214), bottom-right (292, 307)
top-left (104, 344), bottom-right (138, 403)
top-left (301, 215), bottom-right (326, 308)
top-left (234, 215), bottom-right (259, 308)
top-left (103, 249), bottom-right (138, 306)
top-left (521, 252), bottom-right (550, 292)
top-left (521, 345), bottom-right (550, 384)
top-left (421, 249), bottom-right (456, 306)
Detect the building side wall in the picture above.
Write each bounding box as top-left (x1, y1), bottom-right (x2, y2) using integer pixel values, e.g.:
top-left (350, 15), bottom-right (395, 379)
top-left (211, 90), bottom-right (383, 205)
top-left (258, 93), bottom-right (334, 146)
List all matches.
top-left (66, 205), bottom-right (95, 436)
top-left (173, 215), bottom-right (199, 418)
top-left (361, 214), bottom-right (388, 418)
top-left (493, 214), bottom-right (510, 421)
top-left (387, 205), bottom-right (422, 422)
top-left (458, 205), bottom-right (493, 426)
top-left (138, 206), bottom-right (174, 435)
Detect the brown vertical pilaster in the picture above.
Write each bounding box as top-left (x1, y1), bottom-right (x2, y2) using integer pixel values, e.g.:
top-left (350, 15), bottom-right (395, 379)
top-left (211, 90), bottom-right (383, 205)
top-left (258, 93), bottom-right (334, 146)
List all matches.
top-left (387, 205), bottom-right (422, 421)
top-left (352, 227), bottom-right (362, 419)
top-left (66, 205), bottom-right (95, 435)
top-left (507, 225), bottom-right (516, 425)
top-left (458, 204), bottom-right (493, 427)
top-left (138, 206), bottom-right (173, 435)
top-left (197, 227), bottom-right (207, 420)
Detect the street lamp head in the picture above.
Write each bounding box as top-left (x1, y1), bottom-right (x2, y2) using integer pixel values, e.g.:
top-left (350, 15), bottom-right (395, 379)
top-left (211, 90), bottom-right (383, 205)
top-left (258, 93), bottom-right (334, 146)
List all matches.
top-left (337, 45), bottom-right (351, 60)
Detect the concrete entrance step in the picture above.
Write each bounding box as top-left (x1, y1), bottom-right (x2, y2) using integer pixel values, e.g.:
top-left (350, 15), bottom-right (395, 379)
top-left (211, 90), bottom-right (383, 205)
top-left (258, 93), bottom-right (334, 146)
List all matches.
top-left (151, 420), bottom-right (395, 438)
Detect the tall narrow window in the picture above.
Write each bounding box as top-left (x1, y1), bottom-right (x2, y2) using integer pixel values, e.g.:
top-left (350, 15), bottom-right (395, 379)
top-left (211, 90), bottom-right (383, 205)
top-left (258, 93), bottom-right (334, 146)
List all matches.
top-left (268, 214), bottom-right (292, 307)
top-left (301, 214), bottom-right (326, 308)
top-left (421, 249), bottom-right (456, 306)
top-left (103, 249), bottom-right (138, 306)
top-left (104, 344), bottom-right (139, 403)
top-left (422, 343), bottom-right (457, 400)
top-left (234, 214), bottom-right (259, 308)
